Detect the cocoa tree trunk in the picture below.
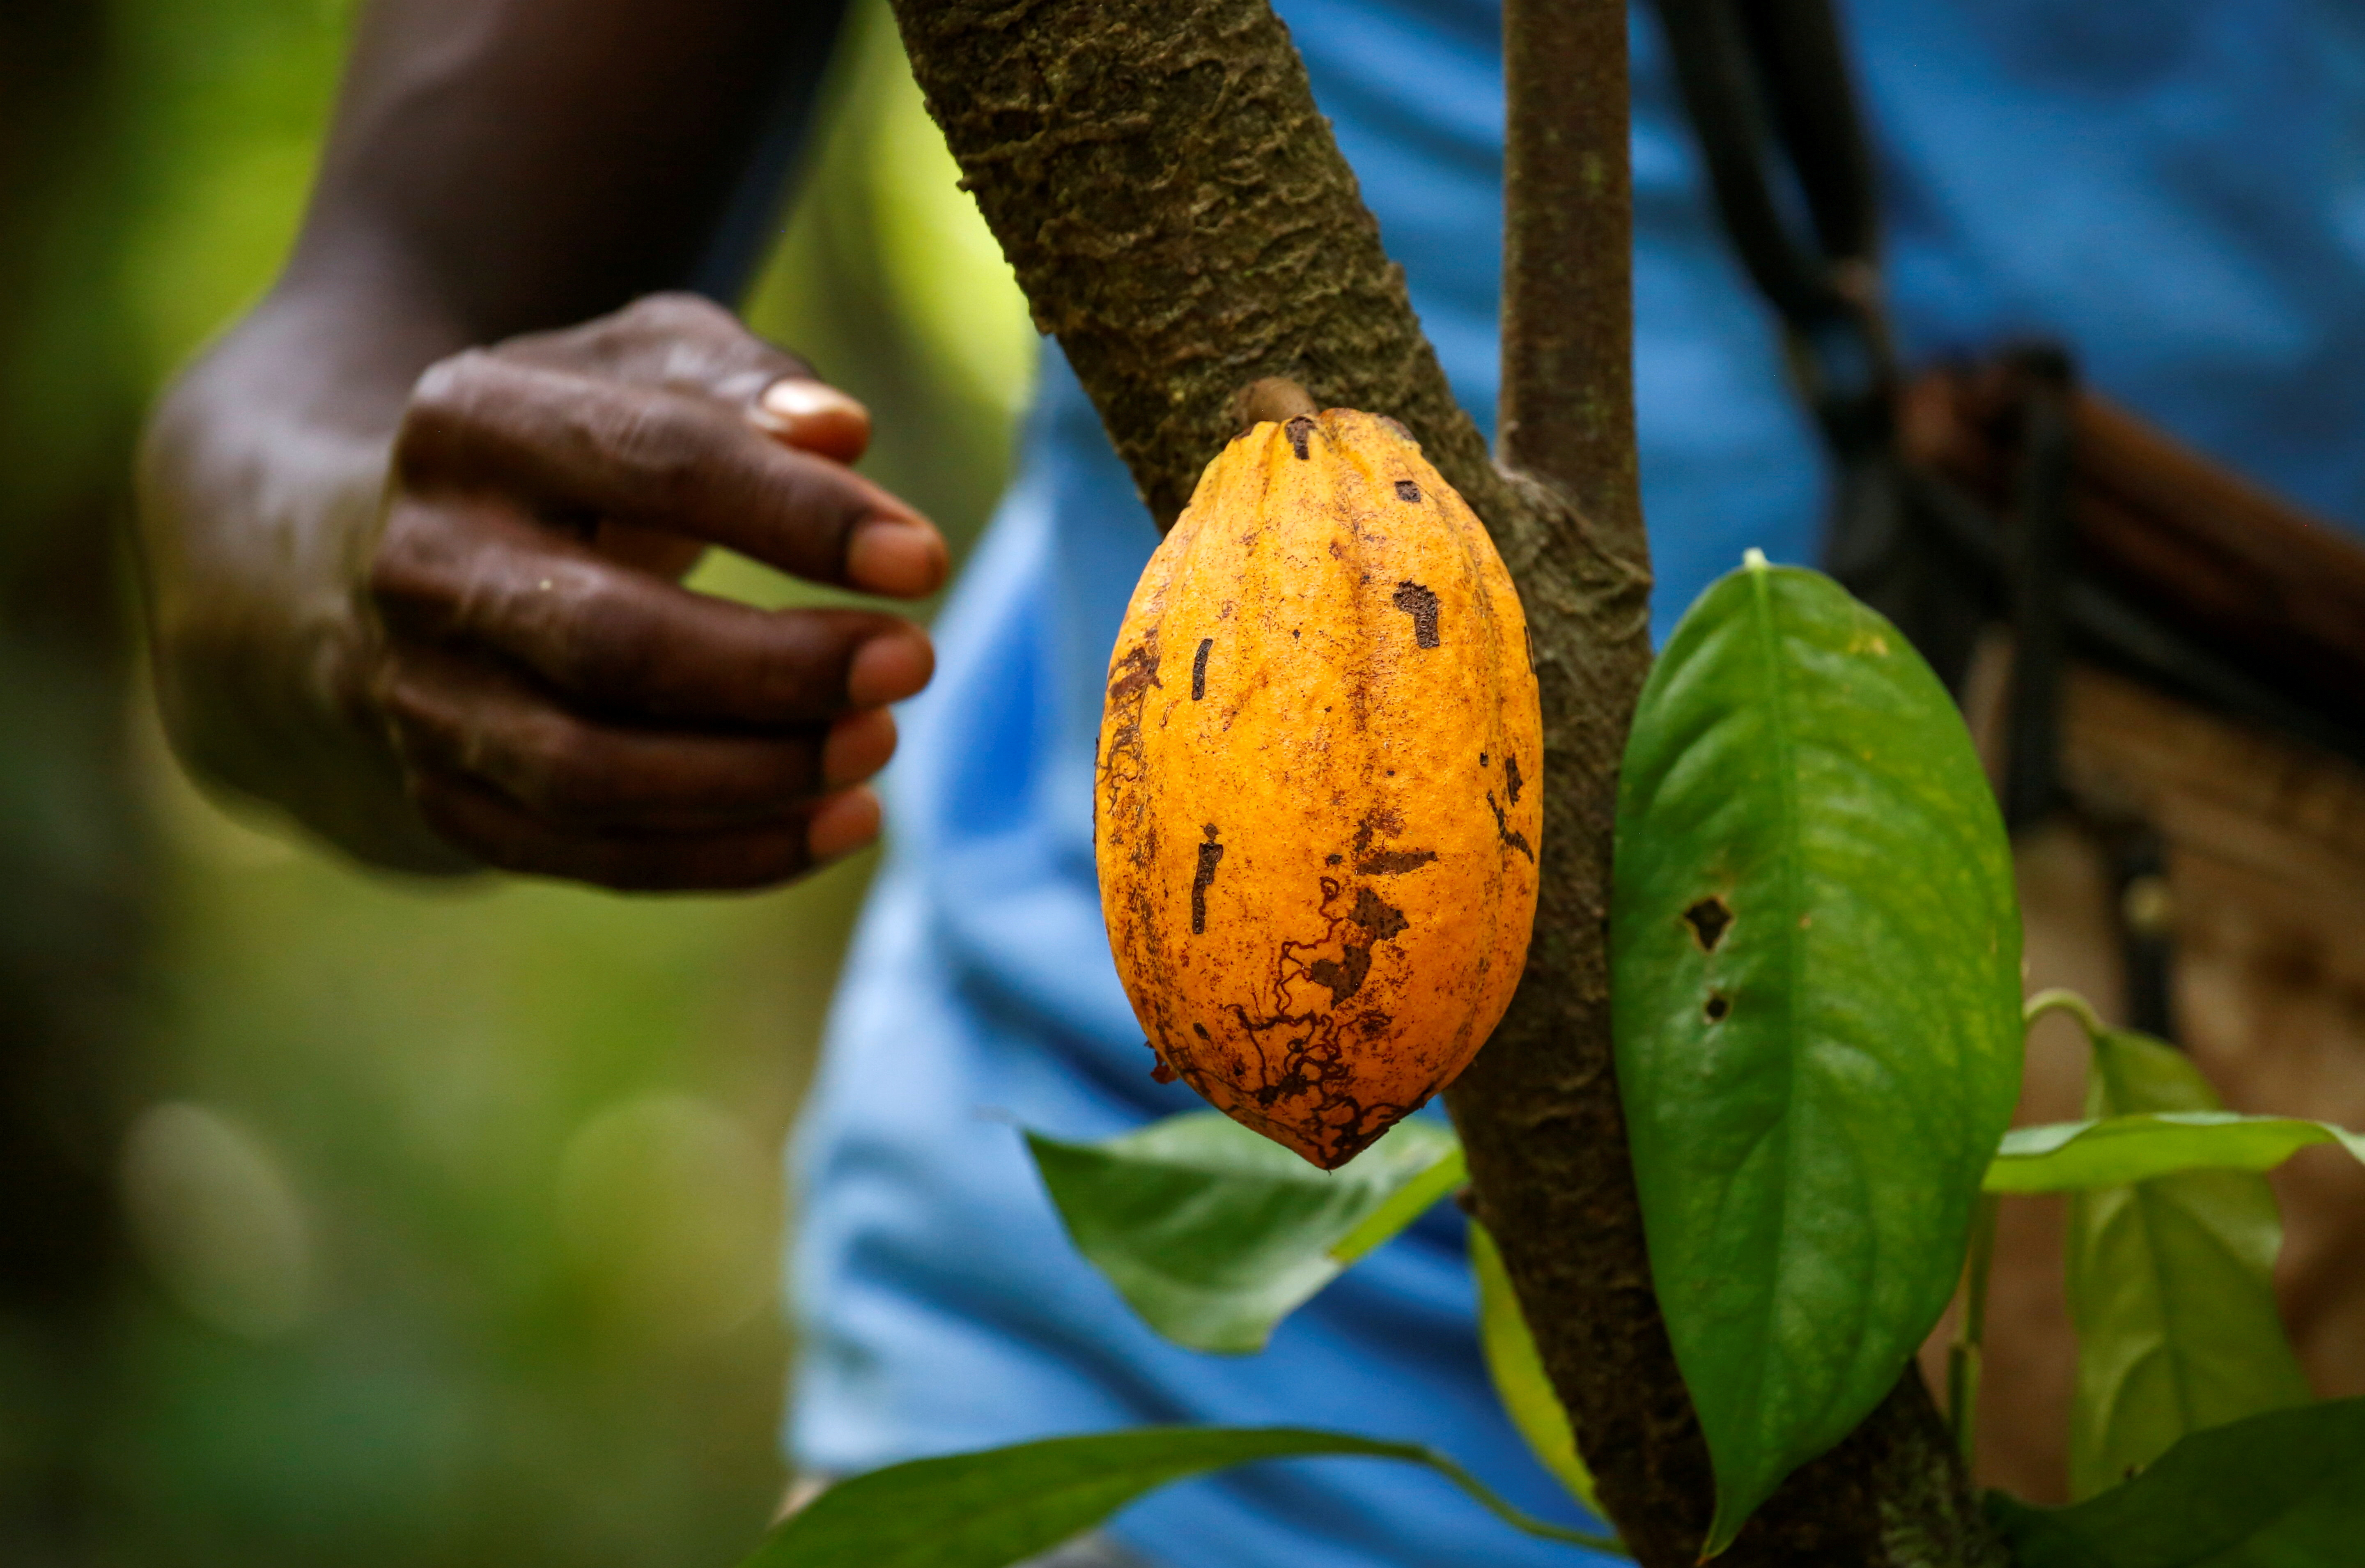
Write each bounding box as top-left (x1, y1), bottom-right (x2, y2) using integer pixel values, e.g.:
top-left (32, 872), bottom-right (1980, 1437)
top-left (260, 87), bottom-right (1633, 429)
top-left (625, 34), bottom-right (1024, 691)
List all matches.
top-left (888, 0), bottom-right (2006, 1561)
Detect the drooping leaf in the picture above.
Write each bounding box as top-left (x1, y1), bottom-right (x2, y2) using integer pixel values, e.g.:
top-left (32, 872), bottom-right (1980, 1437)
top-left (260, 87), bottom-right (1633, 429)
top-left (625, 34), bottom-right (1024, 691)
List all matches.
top-left (2064, 1023), bottom-right (2312, 1501)
top-left (1990, 1397), bottom-right (2365, 1568)
top-left (1027, 1112), bottom-right (1462, 1354)
top-left (1470, 1218), bottom-right (1604, 1518)
top-left (1611, 558), bottom-right (2023, 1555)
top-left (1988, 1111), bottom-right (2365, 1194)
top-left (739, 1425), bottom-right (1627, 1568)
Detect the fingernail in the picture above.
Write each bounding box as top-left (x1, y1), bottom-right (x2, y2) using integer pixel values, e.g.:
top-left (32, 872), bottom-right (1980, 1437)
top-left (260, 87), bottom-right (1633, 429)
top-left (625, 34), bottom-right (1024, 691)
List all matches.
top-left (807, 787), bottom-right (882, 863)
top-left (846, 628), bottom-right (935, 707)
top-left (757, 377), bottom-right (866, 425)
top-left (846, 517), bottom-right (949, 597)
top-left (822, 708), bottom-right (899, 788)
top-left (752, 379), bottom-right (871, 462)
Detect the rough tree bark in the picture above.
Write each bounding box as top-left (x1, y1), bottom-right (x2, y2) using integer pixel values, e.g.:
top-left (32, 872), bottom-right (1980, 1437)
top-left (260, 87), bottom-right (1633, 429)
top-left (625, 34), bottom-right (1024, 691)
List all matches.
top-left (888, 0), bottom-right (2008, 1562)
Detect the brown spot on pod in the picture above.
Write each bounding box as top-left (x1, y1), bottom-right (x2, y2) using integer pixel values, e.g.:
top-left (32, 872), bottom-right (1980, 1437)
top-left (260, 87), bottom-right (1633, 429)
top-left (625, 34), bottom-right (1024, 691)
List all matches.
top-left (1486, 791), bottom-right (1534, 862)
top-left (1349, 886), bottom-right (1408, 941)
top-left (1391, 581), bottom-right (1441, 648)
top-left (1191, 826), bottom-right (1225, 935)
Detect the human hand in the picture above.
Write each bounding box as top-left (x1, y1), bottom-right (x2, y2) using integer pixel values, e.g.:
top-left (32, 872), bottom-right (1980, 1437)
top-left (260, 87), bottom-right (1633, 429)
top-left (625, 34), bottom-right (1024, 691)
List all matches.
top-left (361, 293), bottom-right (944, 891)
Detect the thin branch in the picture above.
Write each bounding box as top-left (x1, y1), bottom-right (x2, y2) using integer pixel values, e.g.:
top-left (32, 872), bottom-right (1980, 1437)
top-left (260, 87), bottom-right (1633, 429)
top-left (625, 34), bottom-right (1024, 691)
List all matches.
top-left (1496, 0), bottom-right (1642, 545)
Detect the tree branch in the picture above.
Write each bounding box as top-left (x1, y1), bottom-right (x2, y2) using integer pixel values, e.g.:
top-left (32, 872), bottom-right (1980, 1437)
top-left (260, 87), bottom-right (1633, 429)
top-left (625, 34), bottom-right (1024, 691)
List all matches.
top-left (890, 0), bottom-right (2004, 1561)
top-left (1495, 0), bottom-right (1640, 538)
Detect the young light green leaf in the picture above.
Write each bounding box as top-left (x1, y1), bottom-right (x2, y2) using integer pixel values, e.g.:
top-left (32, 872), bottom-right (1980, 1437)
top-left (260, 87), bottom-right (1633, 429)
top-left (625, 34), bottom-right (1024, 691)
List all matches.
top-left (1988, 1111), bottom-right (2365, 1194)
top-left (1470, 1218), bottom-right (1605, 1519)
top-left (1332, 1142), bottom-right (1466, 1264)
top-left (1027, 1112), bottom-right (1462, 1354)
top-left (739, 1425), bottom-right (1628, 1568)
top-left (1991, 1397), bottom-right (2365, 1568)
top-left (1612, 558), bottom-right (2023, 1556)
top-left (2065, 1021), bottom-right (2312, 1501)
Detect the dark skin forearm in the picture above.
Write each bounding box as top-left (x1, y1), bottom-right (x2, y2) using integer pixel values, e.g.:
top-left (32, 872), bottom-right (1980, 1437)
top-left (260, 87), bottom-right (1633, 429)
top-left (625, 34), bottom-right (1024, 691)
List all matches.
top-left (293, 0), bottom-right (827, 340)
top-left (139, 0), bottom-right (944, 888)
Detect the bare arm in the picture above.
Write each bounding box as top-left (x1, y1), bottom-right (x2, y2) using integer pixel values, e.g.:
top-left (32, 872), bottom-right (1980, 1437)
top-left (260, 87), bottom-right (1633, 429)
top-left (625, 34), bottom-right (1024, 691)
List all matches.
top-left (138, 0), bottom-right (946, 889)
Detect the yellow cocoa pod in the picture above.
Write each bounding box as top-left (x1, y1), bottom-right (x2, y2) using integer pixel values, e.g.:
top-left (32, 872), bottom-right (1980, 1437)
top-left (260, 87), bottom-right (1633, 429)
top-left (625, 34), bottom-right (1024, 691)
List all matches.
top-left (1095, 406), bottom-right (1543, 1169)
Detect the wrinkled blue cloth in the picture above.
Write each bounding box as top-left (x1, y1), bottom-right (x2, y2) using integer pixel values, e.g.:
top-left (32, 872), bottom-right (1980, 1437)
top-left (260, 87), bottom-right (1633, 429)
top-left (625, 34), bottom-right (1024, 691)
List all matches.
top-left (790, 3), bottom-right (2365, 1564)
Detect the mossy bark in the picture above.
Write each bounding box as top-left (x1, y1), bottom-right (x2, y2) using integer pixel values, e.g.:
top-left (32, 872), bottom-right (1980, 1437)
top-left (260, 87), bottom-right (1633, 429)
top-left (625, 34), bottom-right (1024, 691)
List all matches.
top-left (889, 0), bottom-right (2008, 1561)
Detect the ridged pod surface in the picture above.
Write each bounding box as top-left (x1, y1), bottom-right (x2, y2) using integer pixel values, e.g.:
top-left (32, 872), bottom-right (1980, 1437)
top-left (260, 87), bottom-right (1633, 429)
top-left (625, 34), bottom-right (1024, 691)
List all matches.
top-left (1095, 408), bottom-right (1543, 1169)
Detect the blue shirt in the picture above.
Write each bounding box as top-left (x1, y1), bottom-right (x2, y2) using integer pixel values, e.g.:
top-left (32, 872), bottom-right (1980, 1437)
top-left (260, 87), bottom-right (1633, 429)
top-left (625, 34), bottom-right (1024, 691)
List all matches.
top-left (790, 4), bottom-right (2365, 1564)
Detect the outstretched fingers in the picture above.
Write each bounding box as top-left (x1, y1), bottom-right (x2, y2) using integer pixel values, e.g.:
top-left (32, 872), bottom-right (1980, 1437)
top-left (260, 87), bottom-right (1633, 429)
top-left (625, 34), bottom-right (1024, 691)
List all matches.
top-left (377, 642), bottom-right (898, 832)
top-left (395, 353), bottom-right (946, 598)
top-left (370, 498), bottom-right (933, 727)
top-left (412, 771), bottom-right (880, 892)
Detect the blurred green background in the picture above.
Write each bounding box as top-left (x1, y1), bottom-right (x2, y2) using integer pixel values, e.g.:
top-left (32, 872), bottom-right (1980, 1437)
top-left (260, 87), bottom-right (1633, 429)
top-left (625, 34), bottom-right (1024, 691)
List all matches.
top-left (0, 1), bottom-right (1034, 1564)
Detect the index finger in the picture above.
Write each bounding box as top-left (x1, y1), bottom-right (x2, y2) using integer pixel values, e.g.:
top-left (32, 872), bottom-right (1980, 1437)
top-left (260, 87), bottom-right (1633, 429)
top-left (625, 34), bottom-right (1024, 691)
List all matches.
top-left (397, 354), bottom-right (947, 599)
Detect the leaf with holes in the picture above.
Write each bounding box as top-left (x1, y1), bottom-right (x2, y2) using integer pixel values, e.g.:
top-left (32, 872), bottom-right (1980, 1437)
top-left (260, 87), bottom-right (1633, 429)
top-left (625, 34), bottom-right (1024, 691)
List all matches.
top-left (1991, 1397), bottom-right (2365, 1568)
top-left (2064, 1023), bottom-right (2311, 1501)
top-left (738, 1425), bottom-right (1626, 1568)
top-left (1470, 1217), bottom-right (1604, 1519)
top-left (1611, 557), bottom-right (2023, 1555)
top-left (1028, 1112), bottom-right (1463, 1354)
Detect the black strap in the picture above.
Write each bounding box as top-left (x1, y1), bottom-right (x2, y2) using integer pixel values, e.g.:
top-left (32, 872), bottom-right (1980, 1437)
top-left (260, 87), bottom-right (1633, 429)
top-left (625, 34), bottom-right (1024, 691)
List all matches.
top-left (1649, 0), bottom-right (1993, 689)
top-left (1651, 0), bottom-right (1892, 463)
top-left (2000, 349), bottom-right (2075, 832)
top-left (1651, 0), bottom-right (2181, 1040)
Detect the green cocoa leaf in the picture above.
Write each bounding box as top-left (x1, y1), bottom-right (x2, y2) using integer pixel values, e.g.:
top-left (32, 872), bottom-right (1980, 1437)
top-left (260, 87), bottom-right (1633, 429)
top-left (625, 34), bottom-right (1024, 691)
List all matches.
top-left (1470, 1217), bottom-right (1605, 1519)
top-left (1027, 1112), bottom-right (1462, 1354)
top-left (2065, 1022), bottom-right (2312, 1501)
top-left (1332, 1137), bottom-right (1469, 1264)
top-left (1988, 1111), bottom-right (2365, 1194)
top-left (739, 1425), bottom-right (1626, 1568)
top-left (1612, 558), bottom-right (2023, 1555)
top-left (1990, 1397), bottom-right (2365, 1568)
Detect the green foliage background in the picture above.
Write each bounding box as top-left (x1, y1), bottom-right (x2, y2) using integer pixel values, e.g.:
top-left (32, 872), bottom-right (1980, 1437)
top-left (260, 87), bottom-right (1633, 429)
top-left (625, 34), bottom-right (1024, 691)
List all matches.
top-left (0, 0), bottom-right (1032, 1563)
